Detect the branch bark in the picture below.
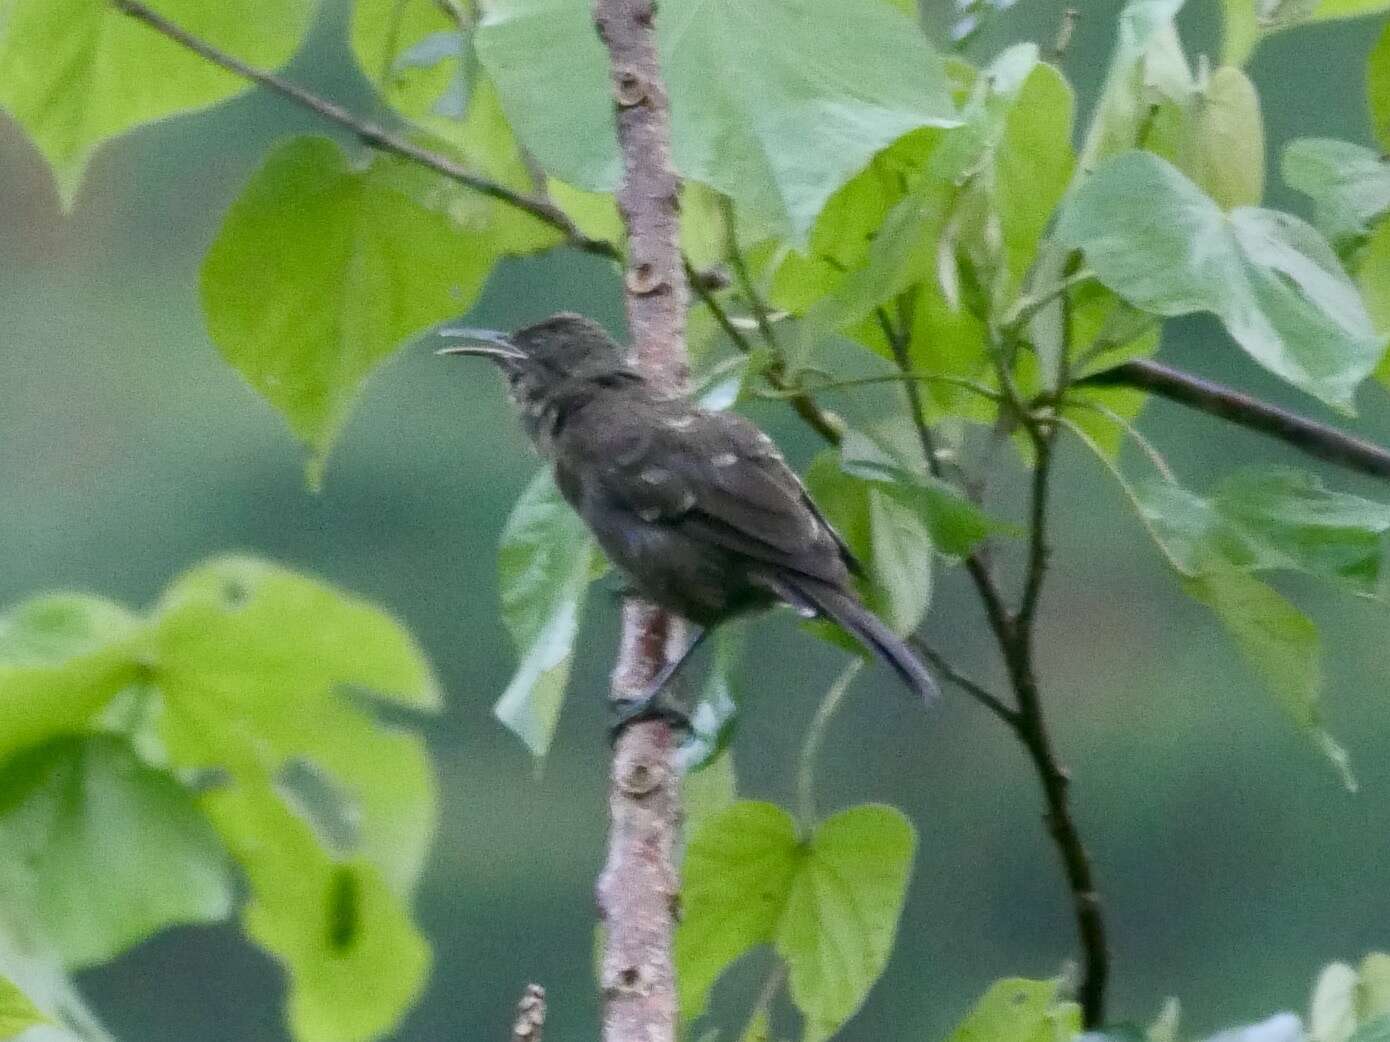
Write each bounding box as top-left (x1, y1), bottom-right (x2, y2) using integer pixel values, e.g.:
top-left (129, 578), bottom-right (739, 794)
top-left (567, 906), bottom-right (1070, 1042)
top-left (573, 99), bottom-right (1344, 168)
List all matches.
top-left (590, 3), bottom-right (689, 1042)
top-left (1085, 359), bottom-right (1390, 480)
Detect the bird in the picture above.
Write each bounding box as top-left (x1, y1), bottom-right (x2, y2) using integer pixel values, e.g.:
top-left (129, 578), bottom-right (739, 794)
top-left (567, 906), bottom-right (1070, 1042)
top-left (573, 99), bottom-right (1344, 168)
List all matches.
top-left (439, 312), bottom-right (937, 733)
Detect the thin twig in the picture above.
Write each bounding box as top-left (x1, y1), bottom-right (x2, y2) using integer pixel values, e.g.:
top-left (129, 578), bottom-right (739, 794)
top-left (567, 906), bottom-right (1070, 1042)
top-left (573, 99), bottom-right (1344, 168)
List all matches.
top-left (111, 0), bottom-right (617, 261)
top-left (1016, 422), bottom-right (1055, 635)
top-left (796, 662), bottom-right (862, 828)
top-left (754, 371), bottom-right (1003, 405)
top-left (739, 962), bottom-right (787, 1042)
top-left (1064, 398), bottom-right (1177, 482)
top-left (1085, 359), bottom-right (1390, 481)
top-left (686, 267), bottom-right (846, 443)
top-left (878, 290), bottom-right (1110, 1026)
top-left (509, 984), bottom-right (546, 1042)
top-left (591, 2), bottom-right (688, 1042)
top-left (720, 197), bottom-right (780, 351)
top-left (908, 638), bottom-right (1016, 725)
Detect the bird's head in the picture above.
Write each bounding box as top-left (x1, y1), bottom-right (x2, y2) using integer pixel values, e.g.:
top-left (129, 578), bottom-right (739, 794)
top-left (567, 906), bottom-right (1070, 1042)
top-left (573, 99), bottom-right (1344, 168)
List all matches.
top-left (438, 313), bottom-right (635, 392)
top-left (438, 313), bottom-right (641, 449)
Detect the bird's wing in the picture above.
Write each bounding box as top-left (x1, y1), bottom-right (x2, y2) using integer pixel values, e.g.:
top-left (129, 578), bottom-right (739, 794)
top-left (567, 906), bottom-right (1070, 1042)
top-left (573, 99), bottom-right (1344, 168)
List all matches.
top-left (598, 405), bottom-right (859, 583)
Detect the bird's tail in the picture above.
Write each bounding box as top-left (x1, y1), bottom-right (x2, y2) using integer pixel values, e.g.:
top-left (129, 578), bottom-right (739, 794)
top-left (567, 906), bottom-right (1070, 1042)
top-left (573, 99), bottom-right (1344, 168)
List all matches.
top-left (779, 576), bottom-right (939, 705)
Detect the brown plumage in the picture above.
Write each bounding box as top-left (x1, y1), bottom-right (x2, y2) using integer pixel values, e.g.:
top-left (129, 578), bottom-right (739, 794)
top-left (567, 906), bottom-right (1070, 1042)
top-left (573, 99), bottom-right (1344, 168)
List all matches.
top-left (441, 313), bottom-right (937, 715)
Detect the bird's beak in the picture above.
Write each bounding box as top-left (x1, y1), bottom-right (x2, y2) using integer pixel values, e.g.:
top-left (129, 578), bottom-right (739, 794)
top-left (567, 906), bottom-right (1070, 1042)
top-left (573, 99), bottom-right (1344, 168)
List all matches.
top-left (435, 328), bottom-right (525, 362)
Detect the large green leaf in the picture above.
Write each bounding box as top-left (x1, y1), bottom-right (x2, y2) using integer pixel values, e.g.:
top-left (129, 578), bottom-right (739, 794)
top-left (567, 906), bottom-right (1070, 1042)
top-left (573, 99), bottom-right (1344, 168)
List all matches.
top-left (1057, 151), bottom-right (1384, 411)
top-left (1120, 471), bottom-right (1370, 782)
top-left (201, 136), bottom-right (502, 482)
top-left (0, 736), bottom-right (232, 969)
top-left (1189, 563), bottom-right (1347, 785)
top-left (0, 595), bottom-right (146, 764)
top-left (0, 0), bottom-right (316, 205)
top-left (203, 780), bottom-right (429, 1042)
top-left (150, 556), bottom-right (439, 1040)
top-left (659, 0), bottom-right (957, 242)
top-left (945, 978), bottom-right (1080, 1042)
top-left (805, 451), bottom-right (933, 637)
top-left (494, 470), bottom-right (599, 759)
top-left (676, 801), bottom-right (914, 1042)
top-left (1283, 139), bottom-right (1390, 250)
top-left (475, 0), bottom-right (957, 241)
top-left (0, 975), bottom-right (50, 1039)
top-left (1137, 467), bottom-right (1390, 598)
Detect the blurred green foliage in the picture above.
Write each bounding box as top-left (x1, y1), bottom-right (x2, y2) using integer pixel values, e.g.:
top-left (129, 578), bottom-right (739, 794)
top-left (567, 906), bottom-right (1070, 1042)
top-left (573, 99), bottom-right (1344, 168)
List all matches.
top-left (3, 0), bottom-right (1390, 1041)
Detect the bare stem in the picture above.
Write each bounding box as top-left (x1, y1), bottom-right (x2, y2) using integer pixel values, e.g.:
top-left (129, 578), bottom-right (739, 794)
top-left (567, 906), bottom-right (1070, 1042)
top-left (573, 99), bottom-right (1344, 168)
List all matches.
top-left (796, 662), bottom-right (862, 828)
top-left (874, 300), bottom-right (1111, 1026)
top-left (111, 0), bottom-right (617, 261)
top-left (908, 638), bottom-right (1016, 726)
top-left (1084, 359), bottom-right (1390, 481)
top-left (590, 2), bottom-right (689, 1042)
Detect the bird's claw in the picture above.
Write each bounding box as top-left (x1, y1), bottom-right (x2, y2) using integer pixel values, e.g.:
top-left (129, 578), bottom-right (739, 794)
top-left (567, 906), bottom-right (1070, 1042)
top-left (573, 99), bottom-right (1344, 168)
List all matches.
top-left (608, 690), bottom-right (692, 745)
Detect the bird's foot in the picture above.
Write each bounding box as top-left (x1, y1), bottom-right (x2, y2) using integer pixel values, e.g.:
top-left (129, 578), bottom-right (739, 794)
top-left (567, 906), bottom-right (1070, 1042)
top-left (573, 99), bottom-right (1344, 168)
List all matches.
top-left (608, 688), bottom-right (691, 745)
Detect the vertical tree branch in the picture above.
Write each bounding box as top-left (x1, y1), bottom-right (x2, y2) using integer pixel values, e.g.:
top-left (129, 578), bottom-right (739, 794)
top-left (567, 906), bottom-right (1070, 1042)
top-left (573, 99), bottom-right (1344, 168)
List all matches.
top-left (880, 297), bottom-right (1110, 1025)
top-left (590, 3), bottom-right (688, 1042)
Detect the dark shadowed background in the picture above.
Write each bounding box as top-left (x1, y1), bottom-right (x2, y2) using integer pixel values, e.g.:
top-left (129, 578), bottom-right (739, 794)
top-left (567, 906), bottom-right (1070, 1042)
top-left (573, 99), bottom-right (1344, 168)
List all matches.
top-left (3, 0), bottom-right (1389, 1039)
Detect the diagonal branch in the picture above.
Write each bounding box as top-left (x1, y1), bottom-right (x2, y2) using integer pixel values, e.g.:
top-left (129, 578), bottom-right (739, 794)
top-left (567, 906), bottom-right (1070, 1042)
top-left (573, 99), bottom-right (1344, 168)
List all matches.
top-left (111, 0), bottom-right (617, 261)
top-left (1083, 359), bottom-right (1390, 481)
top-left (590, 3), bottom-right (689, 1042)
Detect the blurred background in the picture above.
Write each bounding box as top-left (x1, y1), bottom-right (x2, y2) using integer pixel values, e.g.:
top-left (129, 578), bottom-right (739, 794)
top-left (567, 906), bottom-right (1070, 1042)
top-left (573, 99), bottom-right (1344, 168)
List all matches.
top-left (3, 0), bottom-right (1389, 1039)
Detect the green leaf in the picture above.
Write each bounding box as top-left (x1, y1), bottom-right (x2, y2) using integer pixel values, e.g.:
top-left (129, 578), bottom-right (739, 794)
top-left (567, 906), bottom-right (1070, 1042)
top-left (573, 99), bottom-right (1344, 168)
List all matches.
top-left (494, 470), bottom-right (599, 759)
top-left (348, 0), bottom-right (558, 257)
top-left (0, 594), bottom-right (146, 765)
top-left (201, 136), bottom-right (502, 482)
top-left (681, 749), bottom-right (738, 837)
top-left (1371, 24), bottom-right (1390, 152)
top-left (350, 0), bottom-right (464, 117)
top-left (778, 806), bottom-right (916, 1042)
top-left (1308, 0), bottom-right (1390, 19)
top-left (472, 0), bottom-right (619, 192)
top-left (476, 0), bottom-right (958, 242)
top-left (1360, 954), bottom-right (1390, 1020)
top-left (1080, 0), bottom-right (1191, 166)
top-left (945, 978), bottom-right (1076, 1042)
top-left (676, 801), bottom-right (914, 1042)
top-left (805, 451), bottom-right (933, 636)
top-left (1313, 963), bottom-right (1362, 1042)
top-left (838, 430), bottom-right (1020, 557)
top-left (1137, 467), bottom-right (1390, 597)
top-left (1185, 562), bottom-right (1351, 786)
top-left (1057, 150), bottom-right (1385, 411)
top-left (660, 0), bottom-right (958, 243)
top-left (0, 736), bottom-right (232, 969)
top-left (150, 556), bottom-right (439, 1041)
top-left (0, 975), bottom-right (50, 1039)
top-left (1283, 139), bottom-right (1390, 250)
top-left (203, 780), bottom-right (429, 1042)
top-left (1178, 66), bottom-right (1264, 210)
top-left (0, 0), bottom-right (316, 206)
